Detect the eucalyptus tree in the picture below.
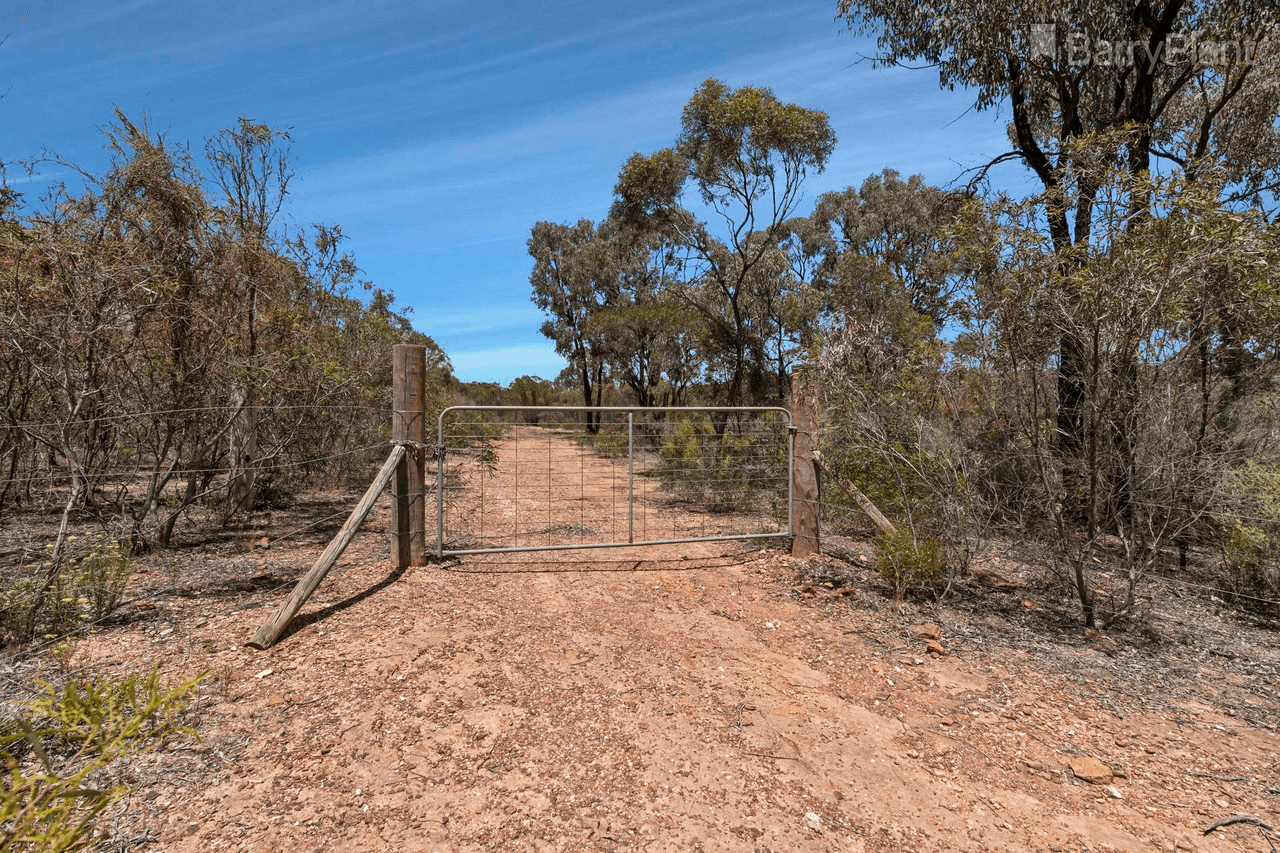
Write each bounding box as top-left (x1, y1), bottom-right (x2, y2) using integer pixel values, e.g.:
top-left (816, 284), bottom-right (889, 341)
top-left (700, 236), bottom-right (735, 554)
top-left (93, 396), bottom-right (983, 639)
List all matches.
top-left (809, 170), bottom-right (964, 327)
top-left (589, 223), bottom-right (702, 408)
top-left (612, 79), bottom-right (836, 405)
top-left (956, 165), bottom-right (1280, 625)
top-left (836, 1), bottom-right (1280, 514)
top-left (528, 219), bottom-right (611, 431)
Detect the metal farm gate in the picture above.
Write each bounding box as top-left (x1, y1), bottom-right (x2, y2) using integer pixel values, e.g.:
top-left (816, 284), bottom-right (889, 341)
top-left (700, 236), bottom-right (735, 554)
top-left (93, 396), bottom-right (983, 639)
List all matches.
top-left (434, 406), bottom-right (793, 557)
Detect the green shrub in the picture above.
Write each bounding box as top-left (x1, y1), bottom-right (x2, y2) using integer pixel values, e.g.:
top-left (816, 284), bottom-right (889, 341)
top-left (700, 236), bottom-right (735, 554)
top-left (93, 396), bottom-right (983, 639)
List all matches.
top-left (2, 536), bottom-right (133, 646)
top-left (1224, 521), bottom-right (1279, 601)
top-left (0, 665), bottom-right (204, 852)
top-left (1218, 461), bottom-right (1280, 604)
top-left (875, 526), bottom-right (947, 599)
top-left (656, 418), bottom-right (763, 512)
top-left (579, 421), bottom-right (628, 459)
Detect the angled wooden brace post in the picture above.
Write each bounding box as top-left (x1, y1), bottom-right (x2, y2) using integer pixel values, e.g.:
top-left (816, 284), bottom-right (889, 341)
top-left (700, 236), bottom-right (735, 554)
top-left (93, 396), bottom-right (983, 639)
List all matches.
top-left (247, 443), bottom-right (406, 649)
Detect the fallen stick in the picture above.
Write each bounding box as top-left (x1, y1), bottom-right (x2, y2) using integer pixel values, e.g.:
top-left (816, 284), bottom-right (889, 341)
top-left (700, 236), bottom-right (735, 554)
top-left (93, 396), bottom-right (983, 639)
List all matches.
top-left (247, 444), bottom-right (405, 649)
top-left (1186, 769), bottom-right (1246, 782)
top-left (1204, 814), bottom-right (1275, 835)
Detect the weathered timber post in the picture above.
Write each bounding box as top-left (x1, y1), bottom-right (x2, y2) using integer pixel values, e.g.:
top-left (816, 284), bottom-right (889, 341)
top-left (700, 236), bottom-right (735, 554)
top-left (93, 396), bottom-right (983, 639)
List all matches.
top-left (392, 344), bottom-right (427, 567)
top-left (791, 369), bottom-right (820, 559)
top-left (248, 445), bottom-right (406, 649)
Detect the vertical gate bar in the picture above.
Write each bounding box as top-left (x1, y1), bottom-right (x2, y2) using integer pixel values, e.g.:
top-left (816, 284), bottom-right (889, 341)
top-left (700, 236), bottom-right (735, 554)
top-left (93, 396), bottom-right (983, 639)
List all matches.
top-left (547, 433), bottom-right (552, 546)
top-left (436, 412), bottom-right (445, 558)
top-left (611, 420), bottom-right (616, 542)
top-left (627, 412), bottom-right (634, 544)
top-left (514, 426), bottom-right (519, 546)
top-left (787, 412), bottom-right (795, 538)
top-left (579, 415), bottom-right (585, 544)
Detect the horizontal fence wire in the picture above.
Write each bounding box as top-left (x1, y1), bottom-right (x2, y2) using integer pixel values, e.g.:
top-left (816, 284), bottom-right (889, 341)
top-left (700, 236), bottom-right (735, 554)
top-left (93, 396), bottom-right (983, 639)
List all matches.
top-left (436, 406), bottom-right (791, 556)
top-left (3, 404), bottom-right (392, 432)
top-left (0, 442), bottom-right (392, 489)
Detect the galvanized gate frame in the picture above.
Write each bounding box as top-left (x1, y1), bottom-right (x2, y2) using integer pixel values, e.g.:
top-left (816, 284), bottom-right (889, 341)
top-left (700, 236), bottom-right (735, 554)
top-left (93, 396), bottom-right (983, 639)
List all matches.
top-left (435, 405), bottom-right (794, 557)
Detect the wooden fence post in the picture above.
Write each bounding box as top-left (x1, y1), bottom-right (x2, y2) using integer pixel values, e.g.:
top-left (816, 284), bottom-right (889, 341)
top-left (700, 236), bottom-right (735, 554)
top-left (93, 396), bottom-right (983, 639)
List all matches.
top-left (392, 344), bottom-right (427, 567)
top-left (791, 368), bottom-right (820, 559)
top-left (248, 445), bottom-right (406, 649)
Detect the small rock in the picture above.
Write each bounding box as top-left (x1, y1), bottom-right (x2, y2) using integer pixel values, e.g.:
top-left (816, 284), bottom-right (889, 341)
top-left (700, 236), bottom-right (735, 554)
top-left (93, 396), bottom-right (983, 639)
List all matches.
top-left (911, 624), bottom-right (942, 641)
top-left (265, 693), bottom-right (286, 707)
top-left (925, 640), bottom-right (947, 657)
top-left (1106, 785), bottom-right (1123, 799)
top-left (802, 812), bottom-right (822, 834)
top-left (253, 668), bottom-right (273, 679)
top-left (1068, 756), bottom-right (1113, 784)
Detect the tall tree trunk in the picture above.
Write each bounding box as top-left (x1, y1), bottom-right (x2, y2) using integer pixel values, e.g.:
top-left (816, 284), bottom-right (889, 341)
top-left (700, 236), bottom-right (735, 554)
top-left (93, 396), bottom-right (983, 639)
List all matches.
top-left (1055, 332), bottom-right (1089, 523)
top-left (227, 385), bottom-right (258, 520)
top-left (227, 280), bottom-right (259, 520)
top-left (579, 355), bottom-right (596, 434)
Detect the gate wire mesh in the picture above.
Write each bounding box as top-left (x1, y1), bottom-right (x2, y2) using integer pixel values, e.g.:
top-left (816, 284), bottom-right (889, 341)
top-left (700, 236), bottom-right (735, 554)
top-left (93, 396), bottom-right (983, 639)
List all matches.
top-left (434, 406), bottom-right (792, 556)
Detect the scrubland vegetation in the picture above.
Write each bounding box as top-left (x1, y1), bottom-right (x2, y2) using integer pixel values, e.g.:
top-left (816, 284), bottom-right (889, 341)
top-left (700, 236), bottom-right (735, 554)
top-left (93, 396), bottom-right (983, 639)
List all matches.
top-left (2, 3), bottom-right (1279, 847)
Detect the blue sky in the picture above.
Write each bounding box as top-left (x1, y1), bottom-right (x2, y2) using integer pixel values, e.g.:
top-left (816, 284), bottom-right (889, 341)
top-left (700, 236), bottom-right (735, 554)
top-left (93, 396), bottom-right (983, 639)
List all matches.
top-left (2, 0), bottom-right (1022, 383)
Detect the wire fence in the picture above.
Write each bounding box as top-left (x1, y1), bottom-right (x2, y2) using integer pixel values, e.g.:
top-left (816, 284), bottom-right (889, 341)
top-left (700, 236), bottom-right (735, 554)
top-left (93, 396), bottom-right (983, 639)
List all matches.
top-left (3, 399), bottom-right (1279, 662)
top-left (3, 403), bottom-right (391, 432)
top-left (0, 498), bottom-right (373, 667)
top-left (0, 442), bottom-right (391, 489)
